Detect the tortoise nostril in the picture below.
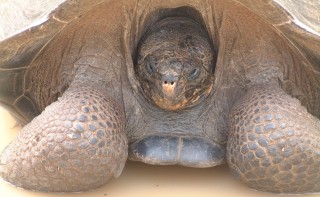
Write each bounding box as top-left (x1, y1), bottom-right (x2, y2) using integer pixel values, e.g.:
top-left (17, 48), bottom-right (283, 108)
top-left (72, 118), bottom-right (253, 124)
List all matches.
top-left (163, 81), bottom-right (175, 86)
top-left (162, 74), bottom-right (178, 86)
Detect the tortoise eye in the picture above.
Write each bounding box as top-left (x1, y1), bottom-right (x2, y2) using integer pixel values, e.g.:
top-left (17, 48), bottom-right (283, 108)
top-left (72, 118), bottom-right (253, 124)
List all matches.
top-left (146, 62), bottom-right (155, 75)
top-left (188, 68), bottom-right (200, 80)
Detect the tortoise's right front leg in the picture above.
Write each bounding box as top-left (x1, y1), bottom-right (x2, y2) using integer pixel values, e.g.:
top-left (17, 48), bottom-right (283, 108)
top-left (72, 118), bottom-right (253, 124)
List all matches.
top-left (0, 82), bottom-right (128, 192)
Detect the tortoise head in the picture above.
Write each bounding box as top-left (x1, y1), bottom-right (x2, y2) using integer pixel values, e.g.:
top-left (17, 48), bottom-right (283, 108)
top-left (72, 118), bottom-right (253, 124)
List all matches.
top-left (135, 17), bottom-right (215, 110)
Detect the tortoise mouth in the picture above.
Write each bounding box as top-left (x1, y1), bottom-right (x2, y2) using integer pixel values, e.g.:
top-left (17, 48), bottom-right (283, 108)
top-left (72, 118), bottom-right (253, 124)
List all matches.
top-left (145, 78), bottom-right (214, 111)
top-left (153, 97), bottom-right (189, 110)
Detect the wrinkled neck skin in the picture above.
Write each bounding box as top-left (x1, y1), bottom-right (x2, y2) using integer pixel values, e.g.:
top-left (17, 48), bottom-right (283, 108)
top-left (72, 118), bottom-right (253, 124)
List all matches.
top-left (119, 0), bottom-right (316, 145)
top-left (122, 1), bottom-right (233, 145)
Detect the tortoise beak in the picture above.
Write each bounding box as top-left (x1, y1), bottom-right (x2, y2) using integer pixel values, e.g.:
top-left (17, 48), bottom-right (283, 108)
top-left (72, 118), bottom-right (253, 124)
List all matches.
top-left (160, 74), bottom-right (178, 98)
top-left (150, 73), bottom-right (189, 110)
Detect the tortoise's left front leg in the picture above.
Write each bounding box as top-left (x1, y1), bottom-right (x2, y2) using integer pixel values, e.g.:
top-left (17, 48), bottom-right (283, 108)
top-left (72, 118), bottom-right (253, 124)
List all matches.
top-left (227, 84), bottom-right (320, 193)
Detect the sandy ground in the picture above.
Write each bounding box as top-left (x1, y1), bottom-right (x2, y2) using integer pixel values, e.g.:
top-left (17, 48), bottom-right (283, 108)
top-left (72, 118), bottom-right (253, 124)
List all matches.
top-left (0, 107), bottom-right (319, 197)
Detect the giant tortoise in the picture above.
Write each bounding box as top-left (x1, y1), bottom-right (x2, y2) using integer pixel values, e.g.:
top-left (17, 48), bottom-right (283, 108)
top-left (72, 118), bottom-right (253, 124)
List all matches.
top-left (0, 0), bottom-right (320, 194)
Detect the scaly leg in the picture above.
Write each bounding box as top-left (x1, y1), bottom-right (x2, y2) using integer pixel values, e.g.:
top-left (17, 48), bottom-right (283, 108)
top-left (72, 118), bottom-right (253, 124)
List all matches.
top-left (0, 82), bottom-right (128, 192)
top-left (227, 84), bottom-right (320, 193)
